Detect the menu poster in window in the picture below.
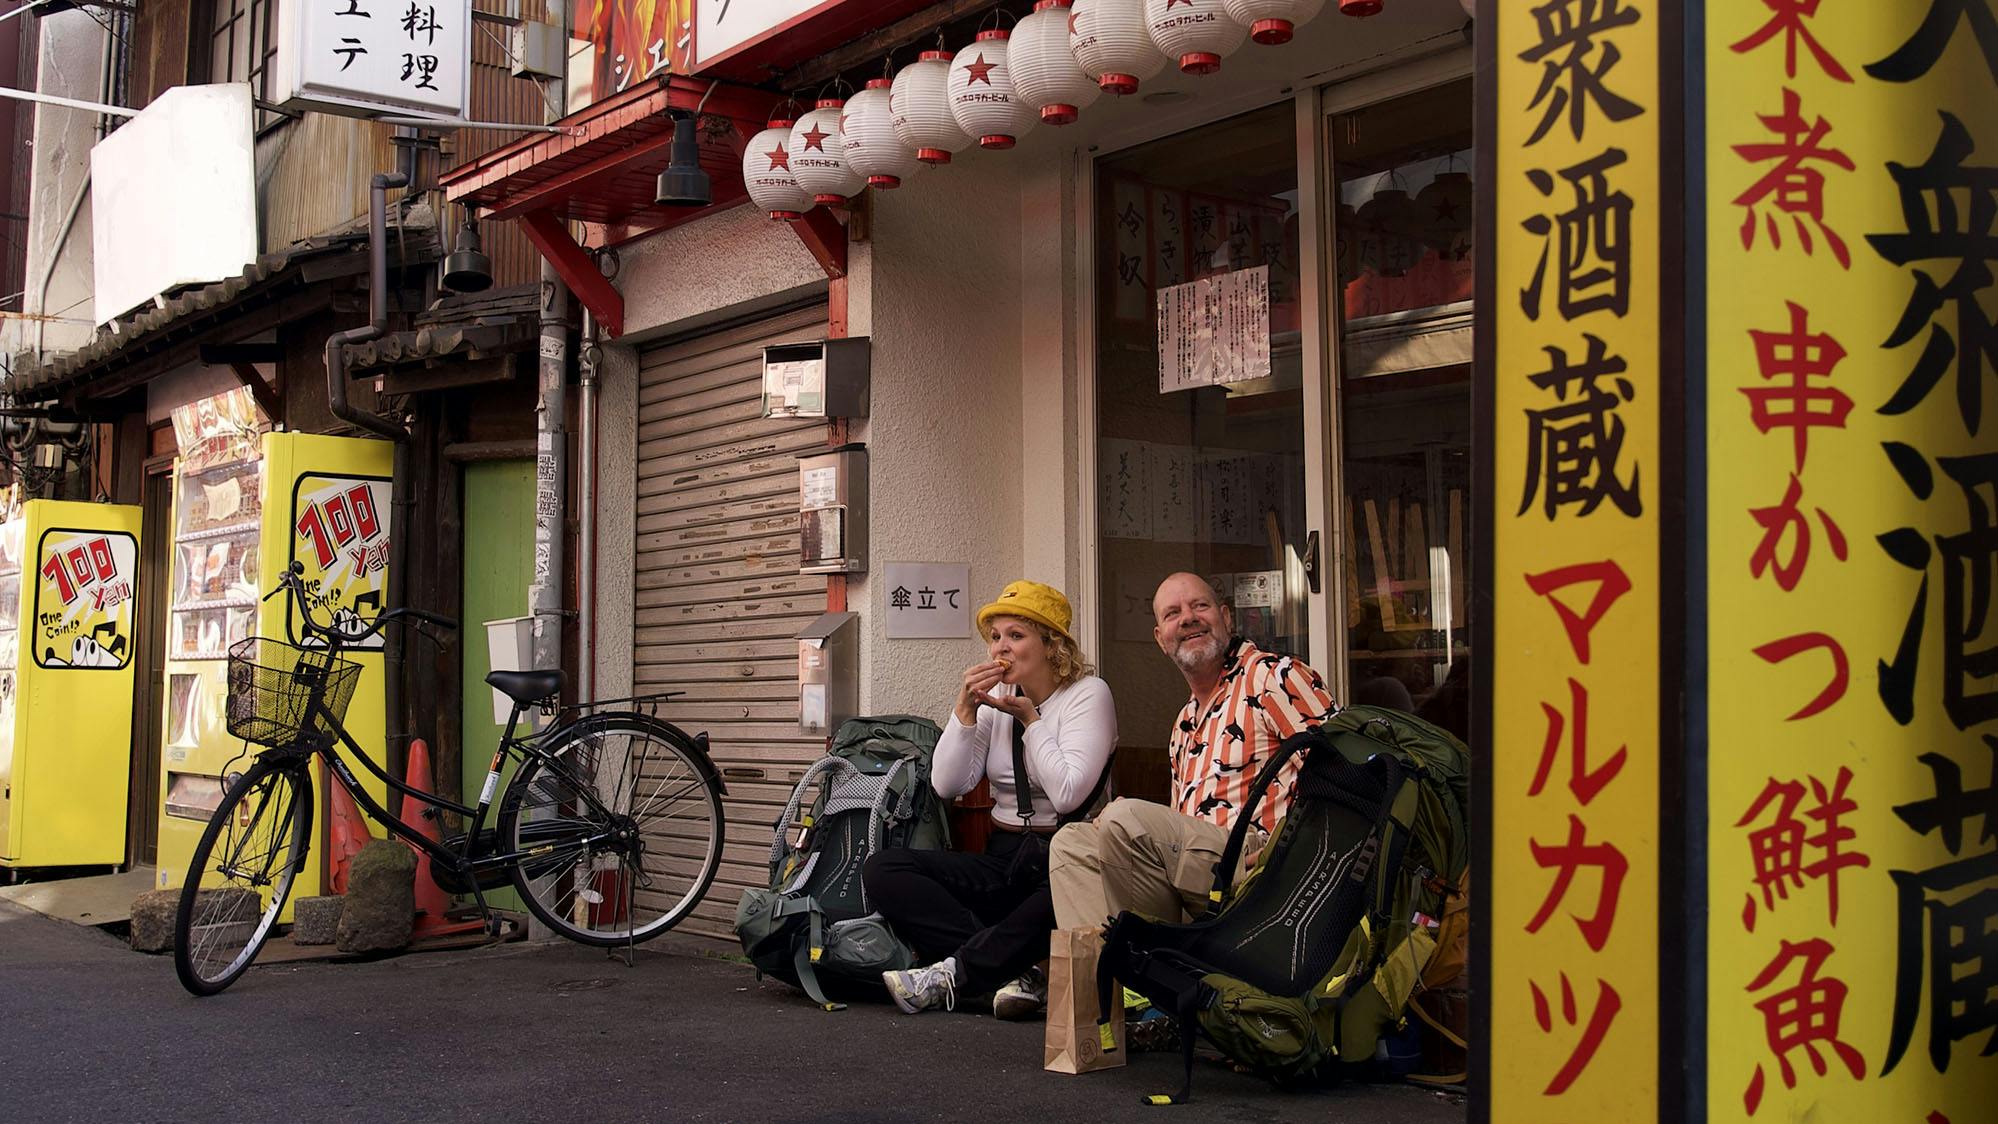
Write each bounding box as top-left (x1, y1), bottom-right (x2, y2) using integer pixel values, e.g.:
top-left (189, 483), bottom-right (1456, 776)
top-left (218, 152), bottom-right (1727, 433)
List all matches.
top-left (1157, 267), bottom-right (1272, 393)
top-left (1149, 444), bottom-right (1199, 543)
top-left (1098, 439), bottom-right (1153, 541)
top-left (1112, 178), bottom-right (1150, 323)
top-left (170, 387), bottom-right (263, 474)
top-left (883, 563), bottom-right (971, 640)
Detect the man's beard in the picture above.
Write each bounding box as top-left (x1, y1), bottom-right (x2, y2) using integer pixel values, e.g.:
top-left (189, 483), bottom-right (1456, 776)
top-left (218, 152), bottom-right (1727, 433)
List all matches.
top-left (1171, 631), bottom-right (1224, 673)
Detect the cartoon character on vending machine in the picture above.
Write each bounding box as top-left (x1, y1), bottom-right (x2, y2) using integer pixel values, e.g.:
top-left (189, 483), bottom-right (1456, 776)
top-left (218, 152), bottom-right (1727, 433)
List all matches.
top-left (42, 620), bottom-right (129, 669)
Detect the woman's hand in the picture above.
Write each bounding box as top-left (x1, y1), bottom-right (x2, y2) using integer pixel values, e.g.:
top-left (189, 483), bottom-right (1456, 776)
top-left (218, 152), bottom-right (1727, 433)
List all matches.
top-left (971, 686), bottom-right (1040, 729)
top-left (955, 660), bottom-right (1009, 726)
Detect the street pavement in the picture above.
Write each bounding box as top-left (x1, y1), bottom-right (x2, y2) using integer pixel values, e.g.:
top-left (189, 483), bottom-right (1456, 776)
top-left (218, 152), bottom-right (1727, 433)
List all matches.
top-left (1, 900), bottom-right (1466, 1123)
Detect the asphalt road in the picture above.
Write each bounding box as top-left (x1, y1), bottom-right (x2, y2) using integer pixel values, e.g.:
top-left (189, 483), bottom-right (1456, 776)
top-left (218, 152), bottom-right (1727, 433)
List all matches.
top-left (1, 901), bottom-right (1466, 1123)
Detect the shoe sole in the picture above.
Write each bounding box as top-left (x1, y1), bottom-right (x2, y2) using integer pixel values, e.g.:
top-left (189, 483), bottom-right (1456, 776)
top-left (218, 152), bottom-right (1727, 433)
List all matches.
top-left (992, 995), bottom-right (1045, 1021)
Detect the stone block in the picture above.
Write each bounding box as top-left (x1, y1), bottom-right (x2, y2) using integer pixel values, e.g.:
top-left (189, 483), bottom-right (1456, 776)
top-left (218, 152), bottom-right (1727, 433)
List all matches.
top-left (291, 895), bottom-right (343, 945)
top-left (129, 886), bottom-right (260, 953)
top-left (336, 839), bottom-right (415, 953)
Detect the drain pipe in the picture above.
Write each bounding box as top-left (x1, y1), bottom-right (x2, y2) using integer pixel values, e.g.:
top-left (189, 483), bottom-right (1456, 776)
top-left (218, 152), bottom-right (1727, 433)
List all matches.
top-left (577, 309), bottom-right (598, 706)
top-left (325, 170), bottom-right (413, 806)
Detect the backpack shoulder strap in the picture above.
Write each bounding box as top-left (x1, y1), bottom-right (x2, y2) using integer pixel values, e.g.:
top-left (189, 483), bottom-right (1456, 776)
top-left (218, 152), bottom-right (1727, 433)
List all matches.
top-left (1203, 727), bottom-right (1323, 916)
top-left (782, 897), bottom-right (845, 1012)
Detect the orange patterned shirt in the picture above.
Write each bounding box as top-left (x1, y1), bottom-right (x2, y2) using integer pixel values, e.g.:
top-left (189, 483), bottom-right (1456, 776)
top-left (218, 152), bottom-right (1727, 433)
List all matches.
top-left (1170, 638), bottom-right (1337, 834)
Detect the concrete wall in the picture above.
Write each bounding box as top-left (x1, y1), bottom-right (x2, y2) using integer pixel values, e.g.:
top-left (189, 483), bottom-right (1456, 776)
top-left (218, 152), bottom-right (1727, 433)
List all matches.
top-left (6, 13), bottom-right (106, 361)
top-left (849, 153), bottom-right (1028, 720)
top-left (591, 341), bottom-right (639, 706)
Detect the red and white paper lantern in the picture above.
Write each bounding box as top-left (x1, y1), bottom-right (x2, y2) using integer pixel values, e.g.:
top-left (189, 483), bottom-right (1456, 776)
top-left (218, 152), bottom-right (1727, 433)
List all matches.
top-left (891, 50), bottom-right (973, 164)
top-left (788, 99), bottom-right (863, 207)
top-left (742, 115), bottom-right (811, 220)
top-left (949, 30), bottom-right (1036, 150)
top-left (841, 79), bottom-right (916, 189)
top-left (1220, 0), bottom-right (1325, 45)
top-left (1069, 0), bottom-right (1168, 96)
top-left (1145, 0), bottom-right (1248, 75)
top-left (1010, 1), bottom-right (1100, 125)
top-left (1340, 0), bottom-right (1383, 15)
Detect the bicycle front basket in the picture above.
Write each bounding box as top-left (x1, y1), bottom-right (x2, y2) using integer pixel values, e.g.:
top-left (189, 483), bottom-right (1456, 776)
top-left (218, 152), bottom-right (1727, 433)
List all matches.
top-left (226, 636), bottom-right (362, 748)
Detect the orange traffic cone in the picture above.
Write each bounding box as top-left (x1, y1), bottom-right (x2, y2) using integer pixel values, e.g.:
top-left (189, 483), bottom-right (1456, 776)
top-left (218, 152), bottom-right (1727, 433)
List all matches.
top-left (326, 773), bottom-right (370, 896)
top-left (402, 738), bottom-right (484, 939)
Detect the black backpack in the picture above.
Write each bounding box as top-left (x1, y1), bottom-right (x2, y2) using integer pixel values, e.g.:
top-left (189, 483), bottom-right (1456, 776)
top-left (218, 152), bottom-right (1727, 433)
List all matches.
top-left (1096, 707), bottom-right (1471, 1103)
top-left (733, 715), bottom-right (951, 1009)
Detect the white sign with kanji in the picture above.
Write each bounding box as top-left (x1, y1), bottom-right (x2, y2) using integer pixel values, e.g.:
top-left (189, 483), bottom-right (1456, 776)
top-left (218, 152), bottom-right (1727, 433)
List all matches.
top-left (883, 562), bottom-right (971, 640)
top-left (274, 0), bottom-right (473, 118)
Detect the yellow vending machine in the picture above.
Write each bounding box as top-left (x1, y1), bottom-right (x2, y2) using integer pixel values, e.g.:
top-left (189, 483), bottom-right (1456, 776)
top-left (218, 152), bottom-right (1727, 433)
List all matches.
top-left (0, 498), bottom-right (144, 869)
top-left (156, 388), bottom-right (393, 906)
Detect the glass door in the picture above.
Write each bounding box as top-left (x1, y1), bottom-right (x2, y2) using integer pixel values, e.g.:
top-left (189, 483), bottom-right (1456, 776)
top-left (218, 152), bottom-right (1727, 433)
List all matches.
top-left (1327, 75), bottom-right (1475, 739)
top-left (1091, 101), bottom-right (1319, 800)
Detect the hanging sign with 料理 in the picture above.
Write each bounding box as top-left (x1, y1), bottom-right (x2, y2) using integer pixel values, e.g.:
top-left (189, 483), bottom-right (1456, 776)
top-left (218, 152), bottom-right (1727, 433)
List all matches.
top-left (273, 0), bottom-right (473, 118)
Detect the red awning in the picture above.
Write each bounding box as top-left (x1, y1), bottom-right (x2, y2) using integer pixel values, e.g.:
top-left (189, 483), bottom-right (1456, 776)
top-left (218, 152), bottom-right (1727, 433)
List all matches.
top-left (440, 75), bottom-right (846, 338)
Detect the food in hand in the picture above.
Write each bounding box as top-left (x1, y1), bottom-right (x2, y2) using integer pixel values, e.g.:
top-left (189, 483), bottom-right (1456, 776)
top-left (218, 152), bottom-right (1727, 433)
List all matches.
top-left (995, 657), bottom-right (1012, 670)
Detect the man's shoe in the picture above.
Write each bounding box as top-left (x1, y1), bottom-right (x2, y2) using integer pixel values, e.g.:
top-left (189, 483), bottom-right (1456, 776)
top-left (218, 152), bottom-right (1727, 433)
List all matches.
top-left (992, 966), bottom-right (1047, 1020)
top-left (883, 957), bottom-right (959, 1014)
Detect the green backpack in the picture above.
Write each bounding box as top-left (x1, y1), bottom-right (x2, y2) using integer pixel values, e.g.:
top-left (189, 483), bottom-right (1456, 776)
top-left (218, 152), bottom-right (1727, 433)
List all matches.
top-left (733, 715), bottom-right (951, 1009)
top-left (1096, 706), bottom-right (1470, 1103)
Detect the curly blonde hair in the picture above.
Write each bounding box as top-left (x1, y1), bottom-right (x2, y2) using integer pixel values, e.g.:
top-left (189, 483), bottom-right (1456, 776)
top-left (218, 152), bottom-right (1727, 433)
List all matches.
top-left (1033, 621), bottom-right (1096, 689)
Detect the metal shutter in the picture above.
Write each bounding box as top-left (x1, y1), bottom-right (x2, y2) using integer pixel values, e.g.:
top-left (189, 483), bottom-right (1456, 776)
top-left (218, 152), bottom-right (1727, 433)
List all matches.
top-left (633, 303), bottom-right (830, 945)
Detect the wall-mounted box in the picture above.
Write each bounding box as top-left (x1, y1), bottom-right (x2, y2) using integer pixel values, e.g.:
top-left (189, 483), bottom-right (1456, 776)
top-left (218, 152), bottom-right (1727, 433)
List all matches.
top-left (761, 337), bottom-right (870, 419)
top-left (799, 444), bottom-right (867, 575)
top-left (796, 612), bottom-right (858, 735)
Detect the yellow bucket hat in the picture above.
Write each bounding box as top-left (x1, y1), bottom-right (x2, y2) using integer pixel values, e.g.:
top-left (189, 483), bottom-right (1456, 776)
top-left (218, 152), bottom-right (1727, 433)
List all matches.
top-left (976, 580), bottom-right (1074, 641)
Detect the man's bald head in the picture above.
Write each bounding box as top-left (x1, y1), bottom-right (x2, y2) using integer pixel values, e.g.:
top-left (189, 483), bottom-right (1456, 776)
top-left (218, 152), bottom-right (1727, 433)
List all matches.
top-left (1153, 572), bottom-right (1232, 680)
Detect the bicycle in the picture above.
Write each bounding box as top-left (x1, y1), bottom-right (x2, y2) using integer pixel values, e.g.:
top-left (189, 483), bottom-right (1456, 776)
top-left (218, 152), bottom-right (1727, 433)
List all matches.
top-left (172, 561), bottom-right (727, 996)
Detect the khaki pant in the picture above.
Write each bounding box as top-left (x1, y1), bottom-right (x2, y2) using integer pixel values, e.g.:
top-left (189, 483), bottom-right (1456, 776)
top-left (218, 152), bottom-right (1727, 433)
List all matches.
top-left (1049, 798), bottom-right (1265, 931)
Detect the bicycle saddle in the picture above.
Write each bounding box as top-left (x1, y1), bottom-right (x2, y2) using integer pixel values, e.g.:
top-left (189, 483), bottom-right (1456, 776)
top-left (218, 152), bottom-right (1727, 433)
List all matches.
top-left (486, 668), bottom-right (565, 705)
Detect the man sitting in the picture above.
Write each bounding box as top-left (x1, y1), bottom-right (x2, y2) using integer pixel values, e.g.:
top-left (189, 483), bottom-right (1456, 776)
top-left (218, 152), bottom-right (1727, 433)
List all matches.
top-left (1049, 572), bottom-right (1336, 933)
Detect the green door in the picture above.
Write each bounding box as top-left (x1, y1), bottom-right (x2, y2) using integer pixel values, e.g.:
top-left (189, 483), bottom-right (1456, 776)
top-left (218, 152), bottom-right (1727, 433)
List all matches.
top-left (460, 459), bottom-right (535, 907)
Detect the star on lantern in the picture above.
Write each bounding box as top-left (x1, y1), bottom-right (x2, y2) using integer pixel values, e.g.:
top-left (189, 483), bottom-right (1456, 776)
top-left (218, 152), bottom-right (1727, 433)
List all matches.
top-left (840, 113), bottom-right (852, 134)
top-left (1166, 0), bottom-right (1193, 7)
top-left (765, 145), bottom-right (790, 171)
top-left (801, 125), bottom-right (830, 152)
top-left (1068, 11), bottom-right (1081, 35)
top-left (964, 53), bottom-right (998, 85)
top-left (1432, 195), bottom-right (1459, 222)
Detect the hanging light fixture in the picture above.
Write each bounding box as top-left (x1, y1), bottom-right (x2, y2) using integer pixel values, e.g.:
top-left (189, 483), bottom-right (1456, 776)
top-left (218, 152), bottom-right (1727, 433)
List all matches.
top-left (654, 112), bottom-right (713, 208)
top-left (1356, 173), bottom-right (1422, 277)
top-left (950, 29), bottom-right (1036, 150)
top-left (440, 215), bottom-right (493, 292)
top-left (1010, 1), bottom-right (1100, 125)
top-left (841, 78), bottom-right (918, 188)
top-left (742, 112), bottom-right (812, 220)
top-left (1070, 0), bottom-right (1168, 96)
top-left (1145, 0), bottom-right (1249, 75)
top-left (1219, 0), bottom-right (1325, 45)
top-left (891, 50), bottom-right (973, 164)
top-left (788, 98), bottom-right (864, 208)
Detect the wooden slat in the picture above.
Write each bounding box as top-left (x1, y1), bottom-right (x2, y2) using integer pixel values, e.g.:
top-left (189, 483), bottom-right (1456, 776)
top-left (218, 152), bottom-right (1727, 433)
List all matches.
top-left (634, 305), bottom-right (830, 950)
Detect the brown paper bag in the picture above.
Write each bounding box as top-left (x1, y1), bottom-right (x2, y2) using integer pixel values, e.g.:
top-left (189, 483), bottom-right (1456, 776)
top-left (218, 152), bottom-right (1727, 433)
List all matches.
top-left (1044, 926), bottom-right (1126, 1074)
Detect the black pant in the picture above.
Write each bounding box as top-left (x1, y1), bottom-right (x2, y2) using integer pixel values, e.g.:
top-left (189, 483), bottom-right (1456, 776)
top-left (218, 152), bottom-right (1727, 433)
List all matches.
top-left (862, 829), bottom-right (1055, 995)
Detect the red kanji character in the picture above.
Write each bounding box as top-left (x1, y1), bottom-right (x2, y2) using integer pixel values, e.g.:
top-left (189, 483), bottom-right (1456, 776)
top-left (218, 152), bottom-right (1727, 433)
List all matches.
top-left (1728, 0), bottom-right (1853, 82)
top-left (1732, 88), bottom-right (1856, 268)
top-left (1529, 972), bottom-right (1623, 1096)
top-left (1526, 814), bottom-right (1628, 952)
top-left (1752, 632), bottom-right (1850, 720)
top-left (1742, 300), bottom-right (1854, 471)
top-left (1743, 938), bottom-right (1867, 1115)
top-left (1523, 559), bottom-right (1632, 664)
top-left (1735, 765), bottom-right (1870, 930)
top-left (1749, 474), bottom-right (1849, 591)
top-left (1529, 678), bottom-right (1628, 806)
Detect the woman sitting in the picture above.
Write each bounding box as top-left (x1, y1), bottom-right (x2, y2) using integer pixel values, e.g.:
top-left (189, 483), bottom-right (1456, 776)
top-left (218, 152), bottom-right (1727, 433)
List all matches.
top-left (865, 580), bottom-right (1116, 1020)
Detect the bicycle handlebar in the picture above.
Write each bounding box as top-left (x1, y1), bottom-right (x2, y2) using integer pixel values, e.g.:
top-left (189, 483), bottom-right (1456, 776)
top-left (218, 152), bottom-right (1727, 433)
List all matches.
top-left (272, 560), bottom-right (459, 645)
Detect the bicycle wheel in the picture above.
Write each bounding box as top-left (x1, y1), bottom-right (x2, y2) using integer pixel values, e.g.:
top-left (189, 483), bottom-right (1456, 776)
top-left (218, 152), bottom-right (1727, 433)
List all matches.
top-left (173, 760), bottom-right (314, 996)
top-left (499, 715), bottom-right (724, 946)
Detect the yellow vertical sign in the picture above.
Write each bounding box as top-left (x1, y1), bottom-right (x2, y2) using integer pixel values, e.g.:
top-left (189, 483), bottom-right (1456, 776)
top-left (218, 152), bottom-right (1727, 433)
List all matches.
top-left (1705, 4), bottom-right (1995, 1121)
top-left (1490, 1), bottom-right (1662, 1118)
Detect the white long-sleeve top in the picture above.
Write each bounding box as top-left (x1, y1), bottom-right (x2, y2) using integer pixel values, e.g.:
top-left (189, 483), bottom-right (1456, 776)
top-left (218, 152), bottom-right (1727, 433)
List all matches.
top-left (931, 675), bottom-right (1118, 830)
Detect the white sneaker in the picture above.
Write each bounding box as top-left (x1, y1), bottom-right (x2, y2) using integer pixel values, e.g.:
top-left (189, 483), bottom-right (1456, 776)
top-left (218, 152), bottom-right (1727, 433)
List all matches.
top-left (883, 957), bottom-right (959, 1014)
top-left (992, 966), bottom-right (1047, 1021)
